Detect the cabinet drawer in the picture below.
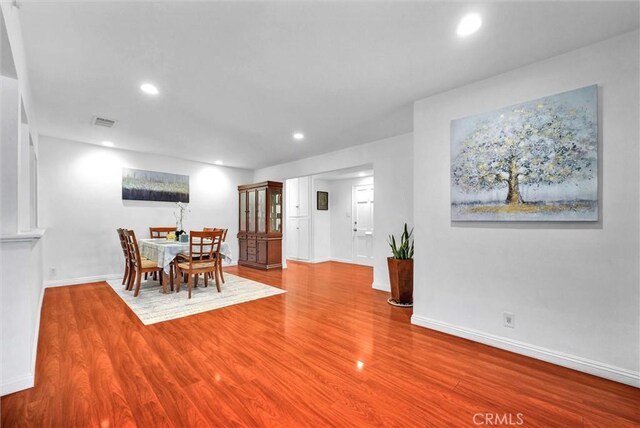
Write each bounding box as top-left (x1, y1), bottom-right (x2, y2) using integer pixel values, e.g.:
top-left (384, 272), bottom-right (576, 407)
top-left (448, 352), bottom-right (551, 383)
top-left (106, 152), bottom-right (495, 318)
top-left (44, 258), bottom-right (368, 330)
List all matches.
top-left (247, 239), bottom-right (257, 248)
top-left (248, 247), bottom-right (257, 255)
top-left (248, 254), bottom-right (257, 262)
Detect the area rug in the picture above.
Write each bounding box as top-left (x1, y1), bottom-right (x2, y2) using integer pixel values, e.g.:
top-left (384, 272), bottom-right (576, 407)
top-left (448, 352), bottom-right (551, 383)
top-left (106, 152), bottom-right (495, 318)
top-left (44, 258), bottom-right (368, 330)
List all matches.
top-left (106, 273), bottom-right (286, 325)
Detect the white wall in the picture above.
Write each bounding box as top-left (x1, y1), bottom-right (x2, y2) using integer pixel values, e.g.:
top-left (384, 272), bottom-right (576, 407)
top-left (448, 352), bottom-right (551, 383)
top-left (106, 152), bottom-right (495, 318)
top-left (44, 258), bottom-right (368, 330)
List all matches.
top-left (412, 30), bottom-right (639, 386)
top-left (254, 133), bottom-right (413, 290)
top-left (329, 176), bottom-right (374, 263)
top-left (1, 4), bottom-right (44, 396)
top-left (1, 238), bottom-right (43, 395)
top-left (39, 136), bottom-right (253, 285)
top-left (0, 74), bottom-right (43, 396)
top-left (1, 76), bottom-right (19, 234)
top-left (0, 3), bottom-right (38, 141)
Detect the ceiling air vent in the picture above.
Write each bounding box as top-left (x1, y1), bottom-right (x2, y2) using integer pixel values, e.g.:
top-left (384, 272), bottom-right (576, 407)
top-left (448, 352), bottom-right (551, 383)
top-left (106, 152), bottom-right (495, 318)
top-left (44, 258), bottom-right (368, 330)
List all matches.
top-left (91, 116), bottom-right (117, 128)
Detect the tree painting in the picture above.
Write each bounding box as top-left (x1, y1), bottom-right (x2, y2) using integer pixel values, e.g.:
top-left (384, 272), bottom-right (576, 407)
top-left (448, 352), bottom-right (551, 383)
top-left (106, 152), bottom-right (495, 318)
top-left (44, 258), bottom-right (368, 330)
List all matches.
top-left (451, 85), bottom-right (598, 221)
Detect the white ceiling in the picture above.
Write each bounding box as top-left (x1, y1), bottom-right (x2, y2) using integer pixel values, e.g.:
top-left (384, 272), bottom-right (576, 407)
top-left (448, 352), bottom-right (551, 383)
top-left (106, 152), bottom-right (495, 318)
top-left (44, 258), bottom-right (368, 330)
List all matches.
top-left (17, 1), bottom-right (639, 169)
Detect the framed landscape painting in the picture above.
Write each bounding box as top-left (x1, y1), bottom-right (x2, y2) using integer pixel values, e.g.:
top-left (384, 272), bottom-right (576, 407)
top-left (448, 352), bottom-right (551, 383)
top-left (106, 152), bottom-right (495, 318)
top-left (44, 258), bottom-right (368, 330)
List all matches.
top-left (451, 85), bottom-right (598, 221)
top-left (122, 168), bottom-right (189, 202)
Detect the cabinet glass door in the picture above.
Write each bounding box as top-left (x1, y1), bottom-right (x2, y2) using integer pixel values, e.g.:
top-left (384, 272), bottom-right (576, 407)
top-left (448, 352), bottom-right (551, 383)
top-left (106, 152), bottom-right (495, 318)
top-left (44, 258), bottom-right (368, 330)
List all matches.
top-left (239, 191), bottom-right (247, 232)
top-left (248, 190), bottom-right (256, 232)
top-left (257, 188), bottom-right (266, 233)
top-left (270, 189), bottom-right (282, 233)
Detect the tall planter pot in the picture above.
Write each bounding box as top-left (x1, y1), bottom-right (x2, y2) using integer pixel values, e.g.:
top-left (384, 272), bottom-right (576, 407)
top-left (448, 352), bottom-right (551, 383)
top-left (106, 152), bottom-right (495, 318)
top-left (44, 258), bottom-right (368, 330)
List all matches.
top-left (387, 257), bottom-right (413, 307)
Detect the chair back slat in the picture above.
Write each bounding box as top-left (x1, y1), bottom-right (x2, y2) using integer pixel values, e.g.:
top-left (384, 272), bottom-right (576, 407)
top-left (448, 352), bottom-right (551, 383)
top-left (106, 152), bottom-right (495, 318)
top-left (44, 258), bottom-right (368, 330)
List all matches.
top-left (150, 226), bottom-right (177, 238)
top-left (117, 228), bottom-right (129, 258)
top-left (204, 227), bottom-right (228, 242)
top-left (188, 230), bottom-right (223, 268)
top-left (124, 229), bottom-right (143, 269)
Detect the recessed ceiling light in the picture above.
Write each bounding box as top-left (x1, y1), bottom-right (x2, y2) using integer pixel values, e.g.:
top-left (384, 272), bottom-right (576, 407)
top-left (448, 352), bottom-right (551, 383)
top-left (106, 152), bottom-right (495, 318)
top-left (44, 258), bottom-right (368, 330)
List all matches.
top-left (457, 13), bottom-right (482, 37)
top-left (214, 160), bottom-right (224, 165)
top-left (140, 83), bottom-right (159, 95)
top-left (101, 141), bottom-right (114, 147)
top-left (293, 132), bottom-right (305, 141)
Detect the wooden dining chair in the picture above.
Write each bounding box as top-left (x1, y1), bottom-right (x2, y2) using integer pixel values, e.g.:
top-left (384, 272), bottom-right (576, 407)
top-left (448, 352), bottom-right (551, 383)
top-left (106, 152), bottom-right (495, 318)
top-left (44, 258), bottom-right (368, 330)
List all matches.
top-left (204, 227), bottom-right (228, 284)
top-left (149, 226), bottom-right (176, 280)
top-left (124, 229), bottom-right (164, 297)
top-left (117, 228), bottom-right (132, 288)
top-left (218, 228), bottom-right (229, 242)
top-left (119, 228), bottom-right (154, 285)
top-left (175, 230), bottom-right (223, 299)
top-left (149, 226), bottom-right (177, 238)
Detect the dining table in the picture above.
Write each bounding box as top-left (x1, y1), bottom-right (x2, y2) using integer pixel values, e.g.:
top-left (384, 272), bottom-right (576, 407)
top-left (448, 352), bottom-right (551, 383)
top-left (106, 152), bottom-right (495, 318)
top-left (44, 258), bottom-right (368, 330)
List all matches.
top-left (139, 238), bottom-right (232, 293)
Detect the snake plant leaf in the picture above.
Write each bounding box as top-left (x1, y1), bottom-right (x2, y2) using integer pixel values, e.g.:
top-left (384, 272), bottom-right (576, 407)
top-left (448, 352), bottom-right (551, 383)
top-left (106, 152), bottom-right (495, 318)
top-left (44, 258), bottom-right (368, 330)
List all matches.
top-left (388, 222), bottom-right (414, 260)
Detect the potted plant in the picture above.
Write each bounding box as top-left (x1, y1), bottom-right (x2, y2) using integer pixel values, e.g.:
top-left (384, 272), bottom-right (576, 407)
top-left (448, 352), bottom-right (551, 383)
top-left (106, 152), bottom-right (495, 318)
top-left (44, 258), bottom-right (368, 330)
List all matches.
top-left (387, 223), bottom-right (414, 307)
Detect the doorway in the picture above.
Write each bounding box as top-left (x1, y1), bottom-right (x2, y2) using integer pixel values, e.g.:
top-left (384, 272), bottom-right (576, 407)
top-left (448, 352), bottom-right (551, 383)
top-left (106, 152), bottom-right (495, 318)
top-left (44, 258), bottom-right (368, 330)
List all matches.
top-left (284, 165), bottom-right (373, 266)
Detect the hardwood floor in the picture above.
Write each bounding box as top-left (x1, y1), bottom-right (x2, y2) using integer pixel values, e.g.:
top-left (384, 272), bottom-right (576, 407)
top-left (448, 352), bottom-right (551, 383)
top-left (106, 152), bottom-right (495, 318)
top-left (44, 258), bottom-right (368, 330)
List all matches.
top-left (2, 261), bottom-right (638, 427)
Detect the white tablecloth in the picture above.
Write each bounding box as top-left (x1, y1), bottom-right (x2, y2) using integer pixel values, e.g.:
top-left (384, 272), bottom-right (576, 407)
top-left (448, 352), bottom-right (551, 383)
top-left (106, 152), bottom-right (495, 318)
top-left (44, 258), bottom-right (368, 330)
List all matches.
top-left (139, 239), bottom-right (232, 273)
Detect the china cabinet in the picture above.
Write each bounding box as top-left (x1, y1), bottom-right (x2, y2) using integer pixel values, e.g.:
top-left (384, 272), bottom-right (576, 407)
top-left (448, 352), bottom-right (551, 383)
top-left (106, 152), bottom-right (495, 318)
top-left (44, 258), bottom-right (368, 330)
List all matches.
top-left (237, 181), bottom-right (283, 270)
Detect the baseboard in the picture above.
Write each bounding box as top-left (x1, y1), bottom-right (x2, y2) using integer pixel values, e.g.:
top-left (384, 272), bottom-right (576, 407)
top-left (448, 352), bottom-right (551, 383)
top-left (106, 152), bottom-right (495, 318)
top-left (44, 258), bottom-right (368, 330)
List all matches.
top-left (286, 257), bottom-right (331, 264)
top-left (1, 373), bottom-right (35, 396)
top-left (30, 285), bottom-right (45, 382)
top-left (44, 273), bottom-right (121, 288)
top-left (411, 315), bottom-right (640, 388)
top-left (330, 257), bottom-right (356, 264)
top-left (286, 257), bottom-right (371, 266)
top-left (286, 258), bottom-right (312, 263)
top-left (45, 263), bottom-right (238, 288)
top-left (372, 281), bottom-right (390, 292)
top-left (309, 257), bottom-right (332, 264)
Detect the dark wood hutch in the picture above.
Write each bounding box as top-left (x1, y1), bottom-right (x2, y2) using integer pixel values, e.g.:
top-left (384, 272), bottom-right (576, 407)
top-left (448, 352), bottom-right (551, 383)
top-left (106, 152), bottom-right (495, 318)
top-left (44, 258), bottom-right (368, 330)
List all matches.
top-left (237, 181), bottom-right (283, 270)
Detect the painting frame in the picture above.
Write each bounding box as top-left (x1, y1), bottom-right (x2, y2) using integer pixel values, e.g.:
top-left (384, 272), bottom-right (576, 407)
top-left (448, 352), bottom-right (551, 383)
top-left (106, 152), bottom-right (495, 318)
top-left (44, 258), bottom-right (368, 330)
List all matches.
top-left (450, 85), bottom-right (598, 222)
top-left (317, 191), bottom-right (329, 210)
top-left (122, 168), bottom-right (190, 203)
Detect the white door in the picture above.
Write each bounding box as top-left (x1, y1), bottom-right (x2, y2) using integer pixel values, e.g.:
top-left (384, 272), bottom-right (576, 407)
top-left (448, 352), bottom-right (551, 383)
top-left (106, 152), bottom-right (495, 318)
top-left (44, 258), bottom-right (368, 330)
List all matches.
top-left (287, 218), bottom-right (299, 259)
top-left (286, 178), bottom-right (299, 217)
top-left (297, 176), bottom-right (310, 217)
top-left (286, 176), bottom-right (310, 218)
top-left (352, 184), bottom-right (374, 266)
top-left (297, 218), bottom-right (310, 260)
top-left (286, 217), bottom-right (309, 260)
top-left (285, 176), bottom-right (311, 261)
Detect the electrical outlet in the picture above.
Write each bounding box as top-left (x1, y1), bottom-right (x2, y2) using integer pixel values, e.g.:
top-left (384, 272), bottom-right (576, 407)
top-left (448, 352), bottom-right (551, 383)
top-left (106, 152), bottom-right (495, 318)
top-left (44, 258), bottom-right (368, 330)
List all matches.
top-left (504, 312), bottom-right (515, 328)
top-left (49, 267), bottom-right (56, 277)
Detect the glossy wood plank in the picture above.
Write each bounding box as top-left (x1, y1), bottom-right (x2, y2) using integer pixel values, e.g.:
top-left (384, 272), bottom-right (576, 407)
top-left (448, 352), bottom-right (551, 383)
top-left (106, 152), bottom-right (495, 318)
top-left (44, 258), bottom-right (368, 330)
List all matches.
top-left (2, 261), bottom-right (639, 427)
